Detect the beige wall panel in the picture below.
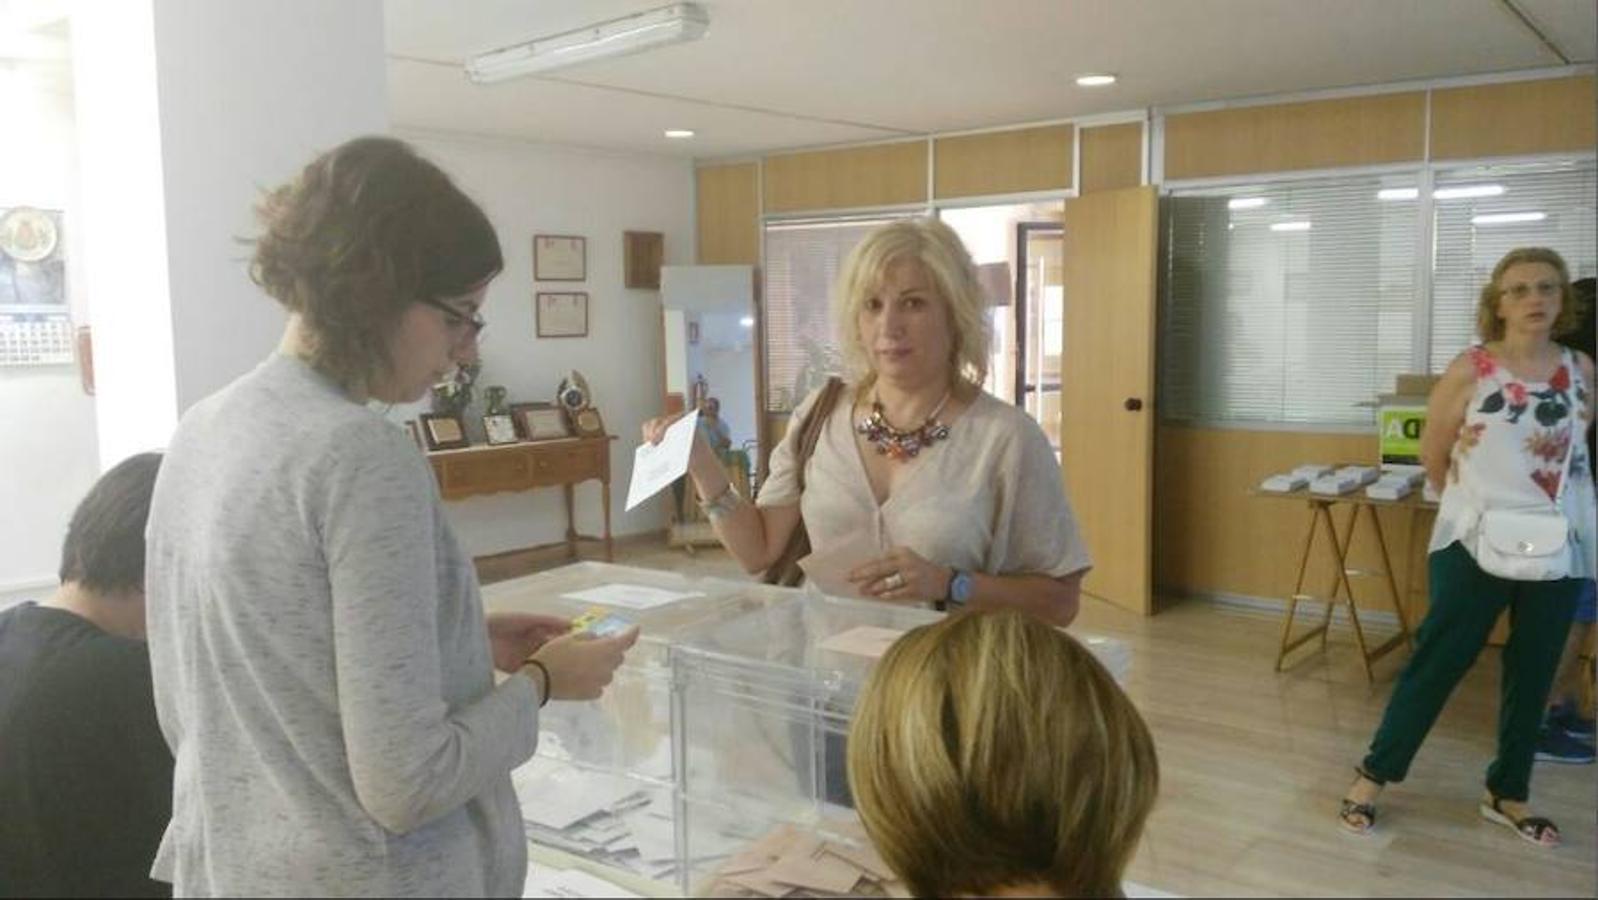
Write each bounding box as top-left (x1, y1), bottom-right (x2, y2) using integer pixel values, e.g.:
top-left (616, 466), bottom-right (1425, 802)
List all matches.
top-left (1430, 76), bottom-right (1597, 160)
top-left (695, 163), bottom-right (759, 265)
top-left (1154, 426), bottom-right (1432, 619)
top-left (1163, 92), bottom-right (1426, 179)
top-left (932, 124), bottom-right (1073, 199)
top-left (1080, 123), bottom-right (1143, 193)
top-left (763, 141), bottom-right (927, 213)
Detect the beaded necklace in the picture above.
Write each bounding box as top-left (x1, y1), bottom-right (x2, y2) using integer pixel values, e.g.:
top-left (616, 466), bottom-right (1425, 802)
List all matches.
top-left (856, 389), bottom-right (953, 461)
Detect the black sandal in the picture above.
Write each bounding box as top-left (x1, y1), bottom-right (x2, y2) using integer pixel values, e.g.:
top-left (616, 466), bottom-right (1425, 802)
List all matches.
top-left (1337, 767), bottom-right (1383, 836)
top-left (1478, 793), bottom-right (1561, 847)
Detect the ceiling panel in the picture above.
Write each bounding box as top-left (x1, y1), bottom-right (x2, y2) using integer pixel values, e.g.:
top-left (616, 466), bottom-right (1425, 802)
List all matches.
top-left (384, 0), bottom-right (1595, 159)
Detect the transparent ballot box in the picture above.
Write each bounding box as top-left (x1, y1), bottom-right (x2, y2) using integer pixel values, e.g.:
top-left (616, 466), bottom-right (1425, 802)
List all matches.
top-left (670, 593), bottom-right (942, 896)
top-left (670, 592), bottom-right (1135, 897)
top-left (484, 563), bottom-right (784, 893)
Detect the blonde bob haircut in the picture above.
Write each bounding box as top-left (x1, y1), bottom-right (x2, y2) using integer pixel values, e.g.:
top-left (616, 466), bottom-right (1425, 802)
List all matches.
top-left (847, 611), bottom-right (1158, 899)
top-left (1476, 247), bottom-right (1580, 343)
top-left (832, 217), bottom-right (991, 389)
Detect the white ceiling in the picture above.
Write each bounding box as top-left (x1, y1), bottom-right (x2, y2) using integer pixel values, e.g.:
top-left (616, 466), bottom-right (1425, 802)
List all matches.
top-left (401, 1), bottom-right (1591, 159)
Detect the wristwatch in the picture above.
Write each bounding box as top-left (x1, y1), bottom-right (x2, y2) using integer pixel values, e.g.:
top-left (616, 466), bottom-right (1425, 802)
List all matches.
top-left (944, 569), bottom-right (974, 609)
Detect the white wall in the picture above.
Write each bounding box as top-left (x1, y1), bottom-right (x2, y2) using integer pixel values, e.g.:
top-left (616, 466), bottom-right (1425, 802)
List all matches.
top-left (0, 61), bottom-right (100, 601)
top-left (397, 130), bottom-right (695, 555)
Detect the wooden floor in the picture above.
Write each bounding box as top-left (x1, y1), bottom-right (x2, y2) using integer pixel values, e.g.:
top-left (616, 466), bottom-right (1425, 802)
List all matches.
top-left (504, 541), bottom-right (1598, 898)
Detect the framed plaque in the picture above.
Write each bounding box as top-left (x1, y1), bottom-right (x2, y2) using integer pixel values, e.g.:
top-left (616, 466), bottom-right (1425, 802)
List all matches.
top-left (483, 413), bottom-right (519, 445)
top-left (534, 234), bottom-right (586, 281)
top-left (419, 413), bottom-right (469, 450)
top-left (536, 292), bottom-right (588, 338)
top-left (512, 401), bottom-right (572, 441)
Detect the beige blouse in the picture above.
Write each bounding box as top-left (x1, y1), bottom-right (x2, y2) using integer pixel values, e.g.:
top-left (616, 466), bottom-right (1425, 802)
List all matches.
top-left (758, 385), bottom-right (1092, 580)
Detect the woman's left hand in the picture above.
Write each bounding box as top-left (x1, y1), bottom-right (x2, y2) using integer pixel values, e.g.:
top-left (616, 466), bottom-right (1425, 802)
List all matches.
top-left (848, 546), bottom-right (951, 603)
top-left (486, 612), bottom-right (574, 672)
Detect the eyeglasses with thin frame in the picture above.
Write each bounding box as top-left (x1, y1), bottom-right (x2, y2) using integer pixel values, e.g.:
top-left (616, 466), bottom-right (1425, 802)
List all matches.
top-left (418, 296), bottom-right (486, 341)
top-left (1500, 281), bottom-right (1561, 301)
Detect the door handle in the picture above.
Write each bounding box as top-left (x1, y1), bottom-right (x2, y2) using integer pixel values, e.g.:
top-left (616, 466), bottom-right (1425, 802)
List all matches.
top-left (1124, 397), bottom-right (1143, 412)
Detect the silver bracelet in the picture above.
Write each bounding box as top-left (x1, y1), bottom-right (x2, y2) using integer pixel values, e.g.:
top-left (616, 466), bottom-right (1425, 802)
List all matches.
top-left (697, 483), bottom-right (743, 519)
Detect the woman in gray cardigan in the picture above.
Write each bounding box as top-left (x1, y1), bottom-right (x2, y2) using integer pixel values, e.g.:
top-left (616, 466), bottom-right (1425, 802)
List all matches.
top-left (144, 137), bottom-right (636, 897)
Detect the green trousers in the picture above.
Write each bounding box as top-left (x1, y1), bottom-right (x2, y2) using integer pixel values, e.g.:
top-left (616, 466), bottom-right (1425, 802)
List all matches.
top-left (1362, 541), bottom-right (1579, 801)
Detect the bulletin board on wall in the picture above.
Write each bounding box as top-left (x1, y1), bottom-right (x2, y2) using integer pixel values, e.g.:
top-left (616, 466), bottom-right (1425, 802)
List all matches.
top-left (0, 205), bottom-right (73, 366)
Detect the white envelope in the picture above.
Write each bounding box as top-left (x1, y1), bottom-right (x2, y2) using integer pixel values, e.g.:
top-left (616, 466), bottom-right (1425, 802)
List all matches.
top-left (625, 411), bottom-right (700, 512)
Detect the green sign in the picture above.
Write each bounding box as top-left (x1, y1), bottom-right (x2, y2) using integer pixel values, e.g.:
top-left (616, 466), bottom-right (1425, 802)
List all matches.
top-left (1380, 403), bottom-right (1426, 465)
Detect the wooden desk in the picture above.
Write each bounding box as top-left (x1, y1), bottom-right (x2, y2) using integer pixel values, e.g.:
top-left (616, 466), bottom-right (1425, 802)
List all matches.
top-left (426, 437), bottom-right (616, 561)
top-left (1254, 486), bottom-right (1436, 681)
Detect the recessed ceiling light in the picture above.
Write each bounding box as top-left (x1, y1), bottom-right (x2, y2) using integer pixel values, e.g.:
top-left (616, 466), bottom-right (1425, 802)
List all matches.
top-left (1377, 188), bottom-right (1419, 201)
top-left (1228, 197), bottom-right (1268, 210)
top-left (1075, 73), bottom-right (1117, 87)
top-left (1270, 221), bottom-right (1312, 232)
top-left (664, 129), bottom-right (695, 139)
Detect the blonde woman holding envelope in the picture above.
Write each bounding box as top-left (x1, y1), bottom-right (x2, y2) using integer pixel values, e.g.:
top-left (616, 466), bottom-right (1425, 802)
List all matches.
top-left (645, 218), bottom-right (1090, 626)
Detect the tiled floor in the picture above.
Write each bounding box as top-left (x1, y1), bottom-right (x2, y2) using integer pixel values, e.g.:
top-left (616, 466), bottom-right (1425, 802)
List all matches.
top-left (524, 540), bottom-right (1596, 898)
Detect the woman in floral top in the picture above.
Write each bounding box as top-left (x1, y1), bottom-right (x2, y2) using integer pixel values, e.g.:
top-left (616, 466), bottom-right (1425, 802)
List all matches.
top-left (1339, 247), bottom-right (1596, 848)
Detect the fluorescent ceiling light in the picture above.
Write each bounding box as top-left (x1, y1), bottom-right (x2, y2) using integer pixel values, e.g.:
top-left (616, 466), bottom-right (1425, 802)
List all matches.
top-left (1377, 188), bottom-right (1419, 201)
top-left (664, 129), bottom-right (695, 139)
top-left (1433, 184), bottom-right (1504, 200)
top-left (1075, 73), bottom-right (1117, 87)
top-left (1472, 212), bottom-right (1546, 225)
top-left (466, 3), bottom-right (709, 83)
top-left (1228, 197), bottom-right (1268, 210)
top-left (1270, 221), bottom-right (1312, 232)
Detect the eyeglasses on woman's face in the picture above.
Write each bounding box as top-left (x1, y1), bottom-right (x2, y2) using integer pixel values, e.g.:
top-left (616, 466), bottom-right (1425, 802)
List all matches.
top-left (419, 296), bottom-right (486, 342)
top-left (1499, 280), bottom-right (1561, 301)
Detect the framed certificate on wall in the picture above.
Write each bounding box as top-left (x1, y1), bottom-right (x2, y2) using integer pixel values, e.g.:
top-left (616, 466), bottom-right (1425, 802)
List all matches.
top-left (536, 291), bottom-right (588, 338)
top-left (534, 234), bottom-right (586, 281)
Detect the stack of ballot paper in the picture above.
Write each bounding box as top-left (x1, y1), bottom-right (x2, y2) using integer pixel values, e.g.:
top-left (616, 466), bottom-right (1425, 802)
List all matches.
top-left (512, 759), bottom-right (695, 885)
top-left (1259, 473), bottom-right (1309, 493)
top-left (1334, 465), bottom-right (1381, 486)
top-left (1366, 469), bottom-right (1425, 500)
top-left (1309, 472), bottom-right (1362, 495)
top-left (702, 822), bottom-right (904, 898)
top-left (1292, 464), bottom-right (1335, 480)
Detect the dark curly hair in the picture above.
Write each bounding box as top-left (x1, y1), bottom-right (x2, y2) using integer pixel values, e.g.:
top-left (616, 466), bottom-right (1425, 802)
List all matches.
top-left (249, 136), bottom-right (502, 390)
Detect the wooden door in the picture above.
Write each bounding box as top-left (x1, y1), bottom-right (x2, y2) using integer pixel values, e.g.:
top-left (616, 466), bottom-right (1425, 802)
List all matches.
top-left (1060, 186), bottom-right (1158, 615)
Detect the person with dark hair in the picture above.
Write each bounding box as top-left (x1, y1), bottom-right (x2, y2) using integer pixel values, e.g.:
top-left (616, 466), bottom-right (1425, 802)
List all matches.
top-left (0, 452), bottom-right (171, 898)
top-left (143, 136), bottom-right (637, 896)
top-left (1537, 274), bottom-right (1597, 763)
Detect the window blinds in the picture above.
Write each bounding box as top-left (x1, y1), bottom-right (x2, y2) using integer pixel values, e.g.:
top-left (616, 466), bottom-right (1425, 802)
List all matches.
top-left (1429, 160), bottom-right (1598, 371)
top-left (762, 216), bottom-right (909, 412)
top-left (1161, 174), bottom-right (1420, 426)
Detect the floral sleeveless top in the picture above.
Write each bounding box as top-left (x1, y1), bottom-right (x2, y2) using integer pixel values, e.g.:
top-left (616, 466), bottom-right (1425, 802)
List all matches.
top-left (1429, 345), bottom-right (1597, 579)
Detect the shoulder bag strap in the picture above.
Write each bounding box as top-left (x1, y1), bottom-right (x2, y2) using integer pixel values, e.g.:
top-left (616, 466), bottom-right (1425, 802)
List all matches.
top-left (761, 377), bottom-right (847, 585)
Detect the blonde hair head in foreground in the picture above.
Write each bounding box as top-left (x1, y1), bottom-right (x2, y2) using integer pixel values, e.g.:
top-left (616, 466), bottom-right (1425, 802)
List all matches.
top-left (847, 610), bottom-right (1158, 898)
top-left (832, 217), bottom-right (992, 390)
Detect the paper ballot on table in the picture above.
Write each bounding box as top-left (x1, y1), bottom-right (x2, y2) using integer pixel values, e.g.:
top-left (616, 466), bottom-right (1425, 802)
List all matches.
top-left (796, 529), bottom-right (882, 600)
top-left (625, 411), bottom-right (699, 511)
top-left (560, 583), bottom-right (702, 611)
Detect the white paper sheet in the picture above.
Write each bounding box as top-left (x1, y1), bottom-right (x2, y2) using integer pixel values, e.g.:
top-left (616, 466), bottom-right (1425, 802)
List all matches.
top-left (523, 865), bottom-right (642, 899)
top-left (817, 625), bottom-right (906, 659)
top-left (796, 529), bottom-right (883, 599)
top-left (621, 810), bottom-right (678, 862)
top-left (559, 583), bottom-right (703, 611)
top-left (625, 411), bottom-right (700, 511)
top-left (514, 763), bottom-right (643, 831)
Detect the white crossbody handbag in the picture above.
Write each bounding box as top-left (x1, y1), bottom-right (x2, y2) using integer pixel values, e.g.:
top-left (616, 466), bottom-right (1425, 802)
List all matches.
top-left (1468, 424), bottom-right (1579, 581)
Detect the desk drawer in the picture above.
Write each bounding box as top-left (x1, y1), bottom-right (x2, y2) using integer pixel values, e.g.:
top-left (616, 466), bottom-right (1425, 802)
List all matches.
top-left (435, 452), bottom-right (532, 499)
top-left (528, 444), bottom-right (605, 486)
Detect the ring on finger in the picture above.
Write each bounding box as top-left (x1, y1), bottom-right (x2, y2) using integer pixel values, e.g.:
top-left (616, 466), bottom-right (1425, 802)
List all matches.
top-left (884, 571), bottom-right (905, 590)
